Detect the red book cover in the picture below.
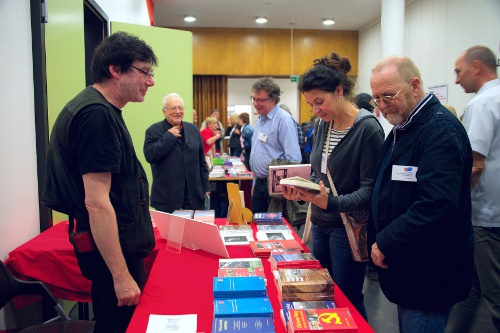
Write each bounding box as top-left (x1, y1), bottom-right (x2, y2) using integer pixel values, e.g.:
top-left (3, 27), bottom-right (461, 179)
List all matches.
top-left (249, 239), bottom-right (303, 258)
top-left (218, 267), bottom-right (266, 278)
top-left (288, 308), bottom-right (358, 333)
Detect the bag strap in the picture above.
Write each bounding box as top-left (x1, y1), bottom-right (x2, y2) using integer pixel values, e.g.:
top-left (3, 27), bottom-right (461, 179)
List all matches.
top-left (325, 169), bottom-right (350, 226)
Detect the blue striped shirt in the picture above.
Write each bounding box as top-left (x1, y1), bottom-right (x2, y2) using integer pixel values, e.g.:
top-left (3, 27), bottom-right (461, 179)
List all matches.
top-left (250, 105), bottom-right (302, 179)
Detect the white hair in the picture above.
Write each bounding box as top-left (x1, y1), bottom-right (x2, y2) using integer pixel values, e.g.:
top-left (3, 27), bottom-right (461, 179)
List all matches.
top-left (162, 93), bottom-right (184, 107)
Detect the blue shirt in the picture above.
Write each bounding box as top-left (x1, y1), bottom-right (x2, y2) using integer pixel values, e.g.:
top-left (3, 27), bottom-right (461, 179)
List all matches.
top-left (462, 79), bottom-right (500, 227)
top-left (250, 105), bottom-right (302, 180)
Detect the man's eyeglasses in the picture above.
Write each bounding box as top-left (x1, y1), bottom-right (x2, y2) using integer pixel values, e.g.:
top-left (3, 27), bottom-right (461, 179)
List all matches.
top-left (250, 96), bottom-right (272, 103)
top-left (130, 65), bottom-right (154, 78)
top-left (163, 106), bottom-right (184, 112)
top-left (370, 79), bottom-right (412, 108)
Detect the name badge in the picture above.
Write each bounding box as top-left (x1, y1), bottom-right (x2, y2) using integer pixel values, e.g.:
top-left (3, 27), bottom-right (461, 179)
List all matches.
top-left (258, 132), bottom-right (267, 142)
top-left (392, 165), bottom-right (418, 182)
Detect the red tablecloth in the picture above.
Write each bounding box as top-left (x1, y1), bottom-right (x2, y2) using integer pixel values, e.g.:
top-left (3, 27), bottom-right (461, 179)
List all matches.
top-left (126, 220), bottom-right (374, 333)
top-left (6, 222), bottom-right (164, 303)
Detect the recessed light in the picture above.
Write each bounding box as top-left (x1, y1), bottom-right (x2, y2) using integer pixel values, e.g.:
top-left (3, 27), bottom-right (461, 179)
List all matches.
top-left (256, 17), bottom-right (268, 24)
top-left (184, 15), bottom-right (196, 22)
top-left (323, 18), bottom-right (335, 25)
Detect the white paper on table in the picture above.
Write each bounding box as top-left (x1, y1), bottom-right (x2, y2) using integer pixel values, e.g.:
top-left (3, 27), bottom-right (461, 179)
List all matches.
top-left (146, 314), bottom-right (197, 333)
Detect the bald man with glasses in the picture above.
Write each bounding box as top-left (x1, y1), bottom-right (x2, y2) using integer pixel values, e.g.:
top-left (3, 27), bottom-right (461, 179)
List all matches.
top-left (369, 56), bottom-right (474, 333)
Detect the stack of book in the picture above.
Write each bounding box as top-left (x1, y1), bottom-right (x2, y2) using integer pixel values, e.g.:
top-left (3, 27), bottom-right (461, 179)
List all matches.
top-left (219, 258), bottom-right (263, 270)
top-left (255, 229), bottom-right (295, 241)
top-left (269, 253), bottom-right (322, 271)
top-left (172, 209), bottom-right (194, 219)
top-left (218, 257), bottom-right (266, 284)
top-left (256, 224), bottom-right (291, 232)
top-left (275, 268), bottom-right (335, 302)
top-left (253, 212), bottom-right (283, 225)
top-left (219, 226), bottom-right (255, 246)
top-left (193, 210), bottom-right (215, 223)
top-left (287, 307), bottom-right (358, 332)
top-left (280, 300), bottom-right (337, 330)
top-left (249, 239), bottom-right (304, 258)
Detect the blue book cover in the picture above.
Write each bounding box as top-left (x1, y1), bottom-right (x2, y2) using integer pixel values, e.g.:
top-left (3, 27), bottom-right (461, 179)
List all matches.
top-left (281, 300), bottom-right (337, 327)
top-left (214, 298), bottom-right (274, 318)
top-left (212, 317), bottom-right (276, 333)
top-left (213, 276), bottom-right (267, 298)
top-left (253, 212), bottom-right (283, 224)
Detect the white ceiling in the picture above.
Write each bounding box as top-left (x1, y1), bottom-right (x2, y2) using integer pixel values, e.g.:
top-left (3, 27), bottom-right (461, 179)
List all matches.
top-left (154, 0), bottom-right (382, 31)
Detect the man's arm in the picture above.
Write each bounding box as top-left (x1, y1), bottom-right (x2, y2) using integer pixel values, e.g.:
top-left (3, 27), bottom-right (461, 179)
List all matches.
top-left (82, 172), bottom-right (140, 307)
top-left (471, 151), bottom-right (486, 190)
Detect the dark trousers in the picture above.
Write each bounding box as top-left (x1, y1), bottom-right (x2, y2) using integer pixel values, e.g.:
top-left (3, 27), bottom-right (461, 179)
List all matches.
top-left (251, 177), bottom-right (270, 214)
top-left (85, 252), bottom-right (146, 333)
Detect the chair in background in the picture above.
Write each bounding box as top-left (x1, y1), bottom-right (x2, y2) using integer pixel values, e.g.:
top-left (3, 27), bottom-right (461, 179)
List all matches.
top-left (0, 260), bottom-right (94, 333)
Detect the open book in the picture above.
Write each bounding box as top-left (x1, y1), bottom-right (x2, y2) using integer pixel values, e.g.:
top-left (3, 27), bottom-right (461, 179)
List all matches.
top-left (279, 176), bottom-right (330, 193)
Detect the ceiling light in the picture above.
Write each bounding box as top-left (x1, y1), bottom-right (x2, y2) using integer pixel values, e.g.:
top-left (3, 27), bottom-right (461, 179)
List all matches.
top-left (184, 15), bottom-right (196, 22)
top-left (323, 18), bottom-right (335, 26)
top-left (256, 17), bottom-right (267, 24)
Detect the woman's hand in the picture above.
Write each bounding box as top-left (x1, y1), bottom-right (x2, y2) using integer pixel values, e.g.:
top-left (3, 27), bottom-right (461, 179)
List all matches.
top-left (282, 180), bottom-right (329, 210)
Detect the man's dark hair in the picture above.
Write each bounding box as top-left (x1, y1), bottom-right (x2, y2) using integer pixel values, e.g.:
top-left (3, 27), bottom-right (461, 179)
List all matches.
top-left (252, 77), bottom-right (281, 103)
top-left (92, 31), bottom-right (159, 83)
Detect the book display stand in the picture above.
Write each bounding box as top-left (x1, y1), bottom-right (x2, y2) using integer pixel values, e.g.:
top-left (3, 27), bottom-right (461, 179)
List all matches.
top-left (151, 209), bottom-right (229, 258)
top-left (226, 183), bottom-right (253, 224)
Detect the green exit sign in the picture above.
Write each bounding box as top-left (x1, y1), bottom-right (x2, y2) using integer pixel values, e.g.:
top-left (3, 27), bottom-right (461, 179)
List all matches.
top-left (290, 75), bottom-right (300, 82)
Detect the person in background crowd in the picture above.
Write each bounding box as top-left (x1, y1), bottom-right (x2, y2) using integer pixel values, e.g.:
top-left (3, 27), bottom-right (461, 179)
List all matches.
top-left (446, 45), bottom-right (500, 333)
top-left (282, 52), bottom-right (384, 320)
top-left (201, 108), bottom-right (224, 154)
top-left (238, 112), bottom-right (253, 171)
top-left (250, 77), bottom-right (302, 213)
top-left (225, 112), bottom-right (242, 157)
top-left (280, 103), bottom-right (305, 154)
top-left (369, 55), bottom-right (473, 333)
top-left (192, 109), bottom-right (198, 127)
top-left (200, 116), bottom-right (222, 155)
top-left (42, 32), bottom-right (158, 333)
top-left (144, 93), bottom-right (210, 214)
top-left (303, 115), bottom-right (318, 164)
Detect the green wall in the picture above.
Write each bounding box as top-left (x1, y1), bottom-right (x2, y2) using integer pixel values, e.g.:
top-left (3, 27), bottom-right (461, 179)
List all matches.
top-left (44, 2), bottom-right (192, 223)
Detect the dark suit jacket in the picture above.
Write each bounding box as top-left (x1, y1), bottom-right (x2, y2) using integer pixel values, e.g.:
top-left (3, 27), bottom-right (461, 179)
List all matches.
top-left (144, 120), bottom-right (210, 213)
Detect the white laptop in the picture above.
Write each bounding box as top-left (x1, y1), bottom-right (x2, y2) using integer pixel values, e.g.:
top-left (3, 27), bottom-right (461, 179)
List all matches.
top-left (268, 164), bottom-right (312, 196)
top-left (151, 209), bottom-right (229, 258)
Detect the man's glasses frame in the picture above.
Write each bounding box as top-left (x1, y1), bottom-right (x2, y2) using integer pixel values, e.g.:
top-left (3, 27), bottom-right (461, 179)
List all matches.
top-left (163, 106), bottom-right (184, 112)
top-left (130, 65), bottom-right (154, 78)
top-left (250, 96), bottom-right (272, 103)
top-left (370, 79), bottom-right (412, 108)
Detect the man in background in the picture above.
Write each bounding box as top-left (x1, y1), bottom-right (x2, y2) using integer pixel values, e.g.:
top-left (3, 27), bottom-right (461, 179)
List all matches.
top-left (42, 32), bottom-right (158, 332)
top-left (447, 45), bottom-right (500, 332)
top-left (250, 77), bottom-right (302, 213)
top-left (369, 56), bottom-right (473, 332)
top-left (144, 93), bottom-right (210, 213)
top-left (192, 108), bottom-right (198, 127)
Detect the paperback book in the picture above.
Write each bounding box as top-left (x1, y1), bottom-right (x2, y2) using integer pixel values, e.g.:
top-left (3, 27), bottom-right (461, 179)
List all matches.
top-left (256, 230), bottom-right (295, 241)
top-left (256, 224), bottom-right (291, 231)
top-left (213, 276), bottom-right (267, 299)
top-left (281, 301), bottom-right (337, 329)
top-left (269, 253), bottom-right (322, 271)
top-left (218, 267), bottom-right (266, 279)
top-left (277, 268), bottom-right (334, 294)
top-left (213, 298), bottom-right (273, 318)
top-left (253, 212), bottom-right (283, 225)
top-left (220, 233), bottom-right (255, 246)
top-left (219, 258), bottom-right (263, 269)
top-left (287, 308), bottom-right (358, 333)
top-left (219, 225), bottom-right (253, 233)
top-left (211, 317), bottom-right (276, 333)
top-left (249, 239), bottom-right (304, 258)
top-left (280, 176), bottom-right (330, 193)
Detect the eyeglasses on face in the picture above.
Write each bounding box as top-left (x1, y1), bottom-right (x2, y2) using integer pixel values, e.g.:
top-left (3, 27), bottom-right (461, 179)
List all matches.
top-left (130, 65), bottom-right (154, 78)
top-left (163, 106), bottom-right (184, 112)
top-left (250, 96), bottom-right (272, 103)
top-left (370, 79), bottom-right (412, 108)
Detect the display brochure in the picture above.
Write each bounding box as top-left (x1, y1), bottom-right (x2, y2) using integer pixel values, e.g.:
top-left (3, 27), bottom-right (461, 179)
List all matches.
top-left (268, 164), bottom-right (311, 196)
top-left (146, 314), bottom-right (197, 333)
